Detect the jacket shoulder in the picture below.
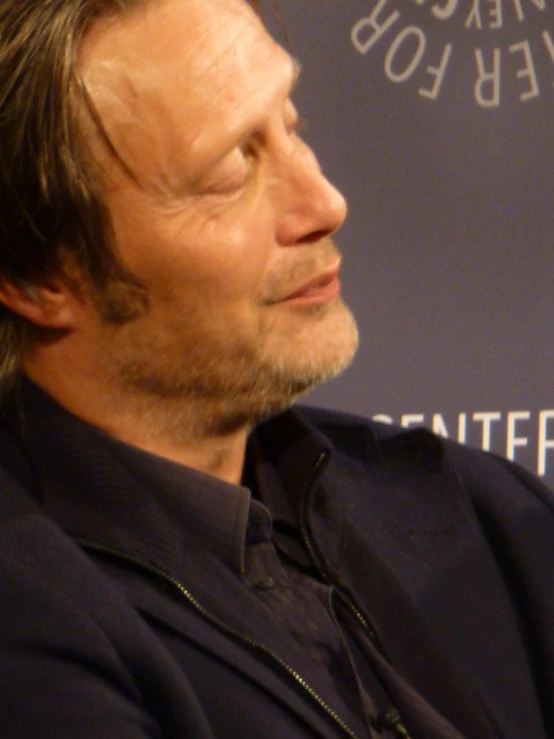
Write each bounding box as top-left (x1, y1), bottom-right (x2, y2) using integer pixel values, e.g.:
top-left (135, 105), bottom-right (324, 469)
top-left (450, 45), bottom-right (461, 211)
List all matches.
top-left (294, 404), bottom-right (554, 506)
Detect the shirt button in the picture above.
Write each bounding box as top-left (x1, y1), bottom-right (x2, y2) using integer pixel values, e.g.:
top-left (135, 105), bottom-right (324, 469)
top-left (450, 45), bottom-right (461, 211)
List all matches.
top-left (254, 576), bottom-right (275, 591)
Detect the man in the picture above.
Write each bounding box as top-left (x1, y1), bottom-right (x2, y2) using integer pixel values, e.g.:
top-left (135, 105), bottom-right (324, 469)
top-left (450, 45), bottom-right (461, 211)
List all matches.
top-left (0, 1), bottom-right (553, 738)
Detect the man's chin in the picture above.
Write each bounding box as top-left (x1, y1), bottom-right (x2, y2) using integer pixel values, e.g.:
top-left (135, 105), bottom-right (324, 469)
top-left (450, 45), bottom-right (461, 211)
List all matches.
top-left (281, 298), bottom-right (359, 385)
top-left (246, 303), bottom-right (359, 419)
top-left (103, 298), bottom-right (358, 437)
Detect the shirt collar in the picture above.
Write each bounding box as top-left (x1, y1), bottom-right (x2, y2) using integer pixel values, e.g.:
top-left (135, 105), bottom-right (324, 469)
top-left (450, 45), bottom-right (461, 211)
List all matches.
top-left (8, 382), bottom-right (334, 579)
top-left (106, 435), bottom-right (252, 574)
top-left (246, 406), bottom-right (334, 522)
top-left (10, 381), bottom-right (252, 576)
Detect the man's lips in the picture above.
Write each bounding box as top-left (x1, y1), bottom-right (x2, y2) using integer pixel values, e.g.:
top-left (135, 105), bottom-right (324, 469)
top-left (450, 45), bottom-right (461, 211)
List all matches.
top-left (276, 262), bottom-right (341, 305)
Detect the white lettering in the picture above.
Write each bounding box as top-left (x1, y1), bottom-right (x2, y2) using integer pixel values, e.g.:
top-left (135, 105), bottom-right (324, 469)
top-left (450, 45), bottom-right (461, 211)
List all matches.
top-left (373, 414), bottom-right (394, 424)
top-left (466, 0), bottom-right (483, 29)
top-left (512, 0), bottom-right (547, 21)
top-left (511, 0), bottom-right (525, 21)
top-left (351, 0), bottom-right (400, 55)
top-left (538, 411), bottom-right (554, 475)
top-left (475, 48), bottom-right (501, 107)
top-left (385, 27), bottom-right (427, 83)
top-left (411, 0), bottom-right (460, 16)
top-left (432, 0), bottom-right (460, 19)
top-left (509, 40), bottom-right (540, 100)
top-left (488, 0), bottom-right (503, 28)
top-left (466, 0), bottom-right (532, 27)
top-left (506, 411), bottom-right (530, 461)
top-left (419, 44), bottom-right (453, 99)
top-left (368, 410), bottom-right (554, 478)
top-left (458, 413), bottom-right (467, 443)
top-left (401, 413), bottom-right (425, 427)
top-left (432, 413), bottom-right (449, 437)
top-left (473, 411), bottom-right (501, 451)
top-left (543, 30), bottom-right (554, 71)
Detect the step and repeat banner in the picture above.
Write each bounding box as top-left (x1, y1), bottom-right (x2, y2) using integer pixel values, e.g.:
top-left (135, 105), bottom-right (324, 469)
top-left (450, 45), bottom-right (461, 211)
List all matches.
top-left (270, 0), bottom-right (554, 484)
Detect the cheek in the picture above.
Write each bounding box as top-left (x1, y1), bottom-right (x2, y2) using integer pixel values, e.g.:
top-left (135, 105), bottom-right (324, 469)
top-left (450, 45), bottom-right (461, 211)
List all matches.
top-left (156, 212), bottom-right (276, 304)
top-left (185, 203), bottom-right (276, 285)
top-left (107, 178), bottom-right (277, 299)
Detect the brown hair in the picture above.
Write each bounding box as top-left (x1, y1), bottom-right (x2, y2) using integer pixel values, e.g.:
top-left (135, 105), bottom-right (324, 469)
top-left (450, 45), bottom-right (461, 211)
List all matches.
top-left (0, 0), bottom-right (261, 396)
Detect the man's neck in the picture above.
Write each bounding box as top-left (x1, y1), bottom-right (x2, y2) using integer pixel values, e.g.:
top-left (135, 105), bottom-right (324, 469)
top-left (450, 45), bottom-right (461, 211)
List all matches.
top-left (105, 427), bottom-right (249, 485)
top-left (22, 362), bottom-right (249, 486)
top-left (98, 413), bottom-right (249, 485)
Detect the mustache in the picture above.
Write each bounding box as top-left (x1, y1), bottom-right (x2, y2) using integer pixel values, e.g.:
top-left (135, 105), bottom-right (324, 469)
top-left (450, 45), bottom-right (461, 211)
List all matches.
top-left (261, 238), bottom-right (341, 303)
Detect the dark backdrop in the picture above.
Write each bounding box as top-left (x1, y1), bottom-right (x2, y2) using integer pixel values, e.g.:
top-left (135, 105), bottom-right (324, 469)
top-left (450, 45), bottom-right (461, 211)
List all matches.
top-left (268, 0), bottom-right (554, 484)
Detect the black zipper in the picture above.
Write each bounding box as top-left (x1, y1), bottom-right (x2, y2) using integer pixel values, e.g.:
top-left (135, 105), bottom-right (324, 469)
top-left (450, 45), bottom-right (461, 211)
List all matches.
top-left (297, 451), bottom-right (414, 739)
top-left (76, 537), bottom-right (363, 739)
top-left (75, 450), bottom-right (414, 739)
top-left (297, 451), bottom-right (379, 643)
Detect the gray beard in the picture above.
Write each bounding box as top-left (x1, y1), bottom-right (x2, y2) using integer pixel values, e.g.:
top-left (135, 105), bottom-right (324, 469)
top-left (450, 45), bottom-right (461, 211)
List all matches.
top-left (102, 307), bottom-right (358, 441)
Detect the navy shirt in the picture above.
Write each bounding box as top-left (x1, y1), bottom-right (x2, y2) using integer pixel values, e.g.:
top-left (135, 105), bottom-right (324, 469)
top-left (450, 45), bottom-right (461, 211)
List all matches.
top-left (12, 383), bottom-right (465, 739)
top-left (103, 432), bottom-right (381, 738)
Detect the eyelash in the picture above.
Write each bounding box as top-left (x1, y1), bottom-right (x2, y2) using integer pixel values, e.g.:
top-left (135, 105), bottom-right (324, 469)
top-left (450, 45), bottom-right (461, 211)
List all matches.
top-left (242, 115), bottom-right (308, 161)
top-left (213, 115), bottom-right (309, 196)
top-left (241, 114), bottom-right (307, 153)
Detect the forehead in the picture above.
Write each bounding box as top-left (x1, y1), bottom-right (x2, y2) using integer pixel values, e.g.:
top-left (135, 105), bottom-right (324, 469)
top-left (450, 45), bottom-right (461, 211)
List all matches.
top-left (78, 0), bottom-right (295, 181)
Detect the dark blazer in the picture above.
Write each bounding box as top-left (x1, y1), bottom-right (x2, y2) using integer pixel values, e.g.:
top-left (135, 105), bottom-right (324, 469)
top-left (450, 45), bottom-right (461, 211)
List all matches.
top-left (1, 401), bottom-right (553, 739)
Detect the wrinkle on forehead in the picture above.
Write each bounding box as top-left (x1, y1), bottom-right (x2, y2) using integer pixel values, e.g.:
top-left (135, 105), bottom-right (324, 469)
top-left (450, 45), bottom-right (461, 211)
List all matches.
top-left (78, 0), bottom-right (289, 194)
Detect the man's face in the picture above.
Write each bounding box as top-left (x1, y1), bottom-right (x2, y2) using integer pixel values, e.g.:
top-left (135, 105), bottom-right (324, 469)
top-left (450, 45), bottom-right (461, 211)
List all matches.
top-left (78, 0), bottom-right (358, 428)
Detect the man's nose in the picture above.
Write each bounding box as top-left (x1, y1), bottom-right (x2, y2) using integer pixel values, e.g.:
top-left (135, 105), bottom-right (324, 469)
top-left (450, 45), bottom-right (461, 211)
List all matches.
top-left (275, 142), bottom-right (347, 246)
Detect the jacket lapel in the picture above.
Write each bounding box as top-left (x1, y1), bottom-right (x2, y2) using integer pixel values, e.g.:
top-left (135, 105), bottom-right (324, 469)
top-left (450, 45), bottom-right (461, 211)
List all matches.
top-left (89, 551), bottom-right (358, 739)
top-left (310, 441), bottom-right (543, 739)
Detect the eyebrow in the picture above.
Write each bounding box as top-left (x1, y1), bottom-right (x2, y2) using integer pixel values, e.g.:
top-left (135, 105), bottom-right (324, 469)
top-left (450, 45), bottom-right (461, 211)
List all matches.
top-left (188, 54), bottom-right (303, 184)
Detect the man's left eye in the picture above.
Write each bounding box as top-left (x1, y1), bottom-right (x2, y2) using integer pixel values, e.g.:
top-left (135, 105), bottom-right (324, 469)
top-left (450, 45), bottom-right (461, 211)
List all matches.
top-left (200, 157), bottom-right (250, 195)
top-left (212, 166), bottom-right (250, 194)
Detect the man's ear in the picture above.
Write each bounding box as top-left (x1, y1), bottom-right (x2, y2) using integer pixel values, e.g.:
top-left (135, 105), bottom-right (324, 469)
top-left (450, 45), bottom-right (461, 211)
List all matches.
top-left (0, 275), bottom-right (79, 330)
